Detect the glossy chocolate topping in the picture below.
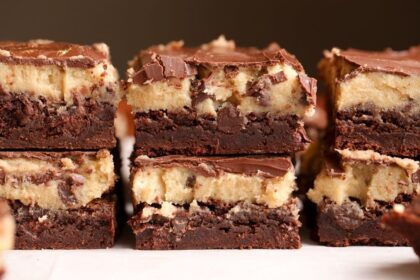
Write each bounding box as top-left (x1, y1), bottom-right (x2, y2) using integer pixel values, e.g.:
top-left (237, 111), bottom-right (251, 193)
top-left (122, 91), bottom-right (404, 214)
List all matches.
top-left (335, 46), bottom-right (420, 76)
top-left (134, 156), bottom-right (292, 178)
top-left (130, 37), bottom-right (307, 85)
top-left (0, 40), bottom-right (109, 68)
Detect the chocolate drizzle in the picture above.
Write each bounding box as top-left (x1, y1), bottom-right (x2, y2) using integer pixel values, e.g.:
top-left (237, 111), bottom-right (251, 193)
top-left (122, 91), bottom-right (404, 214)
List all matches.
top-left (134, 155), bottom-right (293, 178)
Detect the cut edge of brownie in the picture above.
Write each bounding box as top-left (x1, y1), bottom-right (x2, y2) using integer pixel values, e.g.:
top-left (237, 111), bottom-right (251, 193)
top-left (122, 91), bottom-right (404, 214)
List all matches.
top-left (11, 196), bottom-right (117, 249)
top-left (128, 199), bottom-right (301, 250)
top-left (314, 197), bottom-right (415, 247)
top-left (0, 93), bottom-right (117, 150)
top-left (134, 109), bottom-right (308, 156)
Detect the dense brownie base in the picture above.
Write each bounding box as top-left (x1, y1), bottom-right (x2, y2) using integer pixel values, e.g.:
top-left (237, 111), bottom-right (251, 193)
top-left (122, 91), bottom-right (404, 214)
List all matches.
top-left (129, 200), bottom-right (301, 249)
top-left (134, 110), bottom-right (308, 156)
top-left (383, 196), bottom-right (420, 257)
top-left (335, 109), bottom-right (419, 157)
top-left (315, 198), bottom-right (412, 246)
top-left (11, 198), bottom-right (117, 249)
top-left (0, 92), bottom-right (116, 149)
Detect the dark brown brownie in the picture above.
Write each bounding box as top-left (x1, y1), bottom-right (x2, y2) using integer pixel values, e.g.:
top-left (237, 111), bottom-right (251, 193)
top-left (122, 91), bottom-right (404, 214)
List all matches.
top-left (11, 198), bottom-right (117, 249)
top-left (383, 196), bottom-right (420, 257)
top-left (134, 109), bottom-right (308, 156)
top-left (0, 93), bottom-right (117, 149)
top-left (335, 109), bottom-right (419, 158)
top-left (129, 200), bottom-right (301, 250)
top-left (315, 198), bottom-right (413, 246)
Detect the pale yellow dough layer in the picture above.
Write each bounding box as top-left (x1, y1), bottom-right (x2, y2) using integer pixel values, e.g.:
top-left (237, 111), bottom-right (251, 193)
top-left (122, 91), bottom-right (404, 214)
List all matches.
top-left (0, 150), bottom-right (115, 210)
top-left (126, 64), bottom-right (313, 118)
top-left (132, 164), bottom-right (296, 208)
top-left (0, 60), bottom-right (119, 105)
top-left (307, 149), bottom-right (420, 207)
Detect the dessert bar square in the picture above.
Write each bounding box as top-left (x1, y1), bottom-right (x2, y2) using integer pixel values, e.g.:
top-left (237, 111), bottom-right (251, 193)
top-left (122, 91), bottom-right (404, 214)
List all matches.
top-left (129, 155), bottom-right (301, 249)
top-left (319, 47), bottom-right (420, 157)
top-left (0, 40), bottom-right (120, 150)
top-left (126, 36), bottom-right (316, 156)
top-left (307, 149), bottom-right (419, 246)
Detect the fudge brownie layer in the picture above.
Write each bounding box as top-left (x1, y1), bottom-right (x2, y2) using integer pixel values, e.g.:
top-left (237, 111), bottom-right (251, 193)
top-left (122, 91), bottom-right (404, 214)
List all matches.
top-left (0, 40), bottom-right (120, 149)
top-left (316, 198), bottom-right (410, 246)
top-left (0, 150), bottom-right (115, 210)
top-left (134, 109), bottom-right (307, 156)
top-left (12, 198), bottom-right (116, 249)
top-left (383, 196), bottom-right (420, 257)
top-left (131, 155), bottom-right (296, 208)
top-left (127, 36), bottom-right (316, 155)
top-left (320, 46), bottom-right (420, 157)
top-left (129, 200), bottom-right (300, 249)
top-left (307, 149), bottom-right (419, 246)
top-left (0, 93), bottom-right (116, 149)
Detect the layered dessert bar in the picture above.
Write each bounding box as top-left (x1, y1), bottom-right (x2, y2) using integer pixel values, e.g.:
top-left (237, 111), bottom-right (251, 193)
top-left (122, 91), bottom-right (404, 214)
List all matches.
top-left (0, 200), bottom-right (14, 277)
top-left (0, 150), bottom-right (117, 249)
top-left (129, 155), bottom-right (301, 249)
top-left (384, 196), bottom-right (420, 257)
top-left (126, 36), bottom-right (316, 156)
top-left (319, 46), bottom-right (420, 157)
top-left (0, 40), bottom-right (120, 149)
top-left (307, 149), bottom-right (419, 246)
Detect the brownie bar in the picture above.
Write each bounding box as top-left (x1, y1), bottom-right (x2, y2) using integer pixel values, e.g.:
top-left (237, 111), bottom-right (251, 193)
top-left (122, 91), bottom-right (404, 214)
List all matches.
top-left (319, 46), bottom-right (420, 157)
top-left (12, 198), bottom-right (116, 249)
top-left (315, 198), bottom-right (410, 246)
top-left (383, 196), bottom-right (420, 257)
top-left (134, 109), bottom-right (307, 156)
top-left (130, 155), bottom-right (301, 249)
top-left (0, 40), bottom-right (120, 149)
top-left (127, 36), bottom-right (316, 155)
top-left (129, 200), bottom-right (300, 250)
top-left (307, 149), bottom-right (419, 246)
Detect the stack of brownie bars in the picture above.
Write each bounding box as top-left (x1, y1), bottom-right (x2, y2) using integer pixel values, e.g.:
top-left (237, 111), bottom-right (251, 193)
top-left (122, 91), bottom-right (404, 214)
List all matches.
top-left (0, 40), bottom-right (120, 249)
top-left (307, 47), bottom-right (420, 246)
top-left (126, 36), bottom-right (317, 249)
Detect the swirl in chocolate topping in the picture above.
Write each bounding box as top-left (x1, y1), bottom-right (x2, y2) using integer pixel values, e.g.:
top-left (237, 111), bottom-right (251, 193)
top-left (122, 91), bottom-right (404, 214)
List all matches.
top-left (0, 40), bottom-right (109, 68)
top-left (134, 156), bottom-right (292, 178)
top-left (332, 46), bottom-right (420, 76)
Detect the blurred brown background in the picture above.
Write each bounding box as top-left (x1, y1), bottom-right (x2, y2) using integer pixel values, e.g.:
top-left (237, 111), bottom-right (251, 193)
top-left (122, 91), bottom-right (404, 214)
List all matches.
top-left (1, 0), bottom-right (419, 76)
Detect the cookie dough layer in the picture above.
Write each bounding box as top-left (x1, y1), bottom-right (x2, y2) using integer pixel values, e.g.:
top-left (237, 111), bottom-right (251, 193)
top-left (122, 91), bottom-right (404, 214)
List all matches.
top-left (129, 199), bottom-right (301, 249)
top-left (307, 149), bottom-right (419, 207)
top-left (0, 150), bottom-right (115, 210)
top-left (11, 197), bottom-right (116, 249)
top-left (315, 198), bottom-right (410, 246)
top-left (134, 108), bottom-right (308, 156)
top-left (0, 40), bottom-right (119, 105)
top-left (131, 155), bottom-right (296, 208)
top-left (384, 196), bottom-right (420, 257)
top-left (320, 46), bottom-right (420, 157)
top-left (127, 36), bottom-right (316, 118)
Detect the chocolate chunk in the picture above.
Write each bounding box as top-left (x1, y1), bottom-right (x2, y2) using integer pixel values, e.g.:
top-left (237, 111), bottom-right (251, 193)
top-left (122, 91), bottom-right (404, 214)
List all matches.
top-left (217, 105), bottom-right (244, 133)
top-left (57, 175), bottom-right (84, 206)
top-left (412, 170), bottom-right (420, 184)
top-left (298, 73), bottom-right (317, 106)
top-left (0, 169), bottom-right (5, 185)
top-left (160, 55), bottom-right (197, 78)
top-left (324, 153), bottom-right (345, 178)
top-left (185, 175), bottom-right (196, 188)
top-left (132, 62), bottom-right (164, 84)
top-left (247, 72), bottom-right (287, 106)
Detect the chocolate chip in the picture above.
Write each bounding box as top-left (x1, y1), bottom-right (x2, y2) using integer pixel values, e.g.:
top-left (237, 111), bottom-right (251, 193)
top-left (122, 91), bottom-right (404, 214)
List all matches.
top-left (185, 175), bottom-right (196, 188)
